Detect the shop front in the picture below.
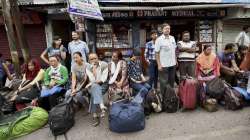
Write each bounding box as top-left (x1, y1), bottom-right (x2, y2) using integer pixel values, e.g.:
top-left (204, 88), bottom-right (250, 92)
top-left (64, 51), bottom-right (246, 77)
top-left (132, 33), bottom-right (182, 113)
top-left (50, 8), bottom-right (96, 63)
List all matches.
top-left (94, 8), bottom-right (227, 66)
top-left (220, 7), bottom-right (250, 52)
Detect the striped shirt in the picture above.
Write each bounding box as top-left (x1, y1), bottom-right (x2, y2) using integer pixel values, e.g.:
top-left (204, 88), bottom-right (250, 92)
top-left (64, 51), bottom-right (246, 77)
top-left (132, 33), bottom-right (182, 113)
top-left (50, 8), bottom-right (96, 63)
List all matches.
top-left (177, 41), bottom-right (196, 61)
top-left (144, 41), bottom-right (156, 61)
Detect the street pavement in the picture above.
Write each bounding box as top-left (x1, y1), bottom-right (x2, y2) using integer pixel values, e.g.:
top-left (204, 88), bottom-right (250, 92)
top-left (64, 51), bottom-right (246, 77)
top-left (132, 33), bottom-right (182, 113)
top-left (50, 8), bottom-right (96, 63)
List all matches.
top-left (18, 106), bottom-right (250, 140)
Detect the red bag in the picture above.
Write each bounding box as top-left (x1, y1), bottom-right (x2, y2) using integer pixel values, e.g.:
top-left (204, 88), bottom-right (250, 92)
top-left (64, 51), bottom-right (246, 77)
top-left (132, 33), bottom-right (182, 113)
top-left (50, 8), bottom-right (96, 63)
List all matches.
top-left (179, 78), bottom-right (197, 109)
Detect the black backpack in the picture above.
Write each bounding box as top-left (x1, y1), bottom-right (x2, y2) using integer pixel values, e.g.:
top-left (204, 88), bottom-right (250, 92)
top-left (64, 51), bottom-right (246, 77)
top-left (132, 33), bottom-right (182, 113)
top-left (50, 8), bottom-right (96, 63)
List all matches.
top-left (206, 78), bottom-right (225, 100)
top-left (48, 97), bottom-right (75, 136)
top-left (162, 85), bottom-right (179, 113)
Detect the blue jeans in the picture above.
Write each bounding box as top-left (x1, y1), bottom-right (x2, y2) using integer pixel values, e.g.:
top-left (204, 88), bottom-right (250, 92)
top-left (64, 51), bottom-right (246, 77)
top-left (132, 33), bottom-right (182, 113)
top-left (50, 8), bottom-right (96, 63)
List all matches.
top-left (148, 60), bottom-right (158, 89)
top-left (130, 82), bottom-right (151, 104)
top-left (40, 86), bottom-right (64, 98)
top-left (89, 82), bottom-right (108, 113)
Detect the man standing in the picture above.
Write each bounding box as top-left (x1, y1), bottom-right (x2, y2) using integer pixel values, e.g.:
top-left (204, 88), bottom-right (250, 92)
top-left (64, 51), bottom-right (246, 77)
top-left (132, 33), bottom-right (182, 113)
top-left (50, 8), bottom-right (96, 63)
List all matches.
top-left (235, 26), bottom-right (250, 48)
top-left (144, 30), bottom-right (158, 89)
top-left (155, 23), bottom-right (177, 95)
top-left (68, 31), bottom-right (89, 65)
top-left (177, 31), bottom-right (198, 79)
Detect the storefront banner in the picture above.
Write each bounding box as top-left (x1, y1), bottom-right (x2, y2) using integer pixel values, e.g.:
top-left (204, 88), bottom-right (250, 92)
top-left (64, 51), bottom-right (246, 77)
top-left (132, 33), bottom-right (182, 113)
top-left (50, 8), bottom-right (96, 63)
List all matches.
top-left (98, 0), bottom-right (221, 2)
top-left (102, 9), bottom-right (226, 19)
top-left (68, 0), bottom-right (104, 21)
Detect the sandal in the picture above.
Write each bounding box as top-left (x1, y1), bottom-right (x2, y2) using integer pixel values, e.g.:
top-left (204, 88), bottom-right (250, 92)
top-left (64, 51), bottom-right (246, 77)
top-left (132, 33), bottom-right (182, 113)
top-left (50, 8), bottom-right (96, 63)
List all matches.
top-left (100, 109), bottom-right (106, 118)
top-left (92, 116), bottom-right (100, 127)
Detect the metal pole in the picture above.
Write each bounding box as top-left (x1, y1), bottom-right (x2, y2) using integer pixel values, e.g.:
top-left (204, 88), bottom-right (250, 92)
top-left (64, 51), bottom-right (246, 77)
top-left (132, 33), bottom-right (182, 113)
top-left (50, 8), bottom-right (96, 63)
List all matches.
top-left (11, 0), bottom-right (30, 63)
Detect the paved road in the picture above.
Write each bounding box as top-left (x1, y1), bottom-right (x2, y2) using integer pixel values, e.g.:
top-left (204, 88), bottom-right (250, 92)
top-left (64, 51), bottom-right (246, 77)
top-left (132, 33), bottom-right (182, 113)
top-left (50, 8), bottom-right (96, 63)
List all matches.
top-left (18, 106), bottom-right (250, 140)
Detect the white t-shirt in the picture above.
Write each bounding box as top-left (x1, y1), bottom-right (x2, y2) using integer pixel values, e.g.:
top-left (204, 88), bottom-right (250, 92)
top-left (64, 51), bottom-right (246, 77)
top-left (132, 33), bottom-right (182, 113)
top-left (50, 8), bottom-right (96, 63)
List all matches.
top-left (155, 34), bottom-right (177, 67)
top-left (235, 31), bottom-right (250, 47)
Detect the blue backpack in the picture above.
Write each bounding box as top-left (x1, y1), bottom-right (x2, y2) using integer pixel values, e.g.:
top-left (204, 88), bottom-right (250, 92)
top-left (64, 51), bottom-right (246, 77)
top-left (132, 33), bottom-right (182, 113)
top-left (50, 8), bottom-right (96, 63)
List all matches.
top-left (109, 100), bottom-right (145, 133)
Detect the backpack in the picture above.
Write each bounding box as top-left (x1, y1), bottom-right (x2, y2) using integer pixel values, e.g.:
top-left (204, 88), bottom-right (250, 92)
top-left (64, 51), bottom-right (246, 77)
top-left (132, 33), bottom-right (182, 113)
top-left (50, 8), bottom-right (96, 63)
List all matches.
top-left (144, 89), bottom-right (162, 116)
top-left (224, 84), bottom-right (244, 110)
top-left (206, 78), bottom-right (225, 100)
top-left (109, 100), bottom-right (145, 133)
top-left (162, 85), bottom-right (179, 113)
top-left (48, 97), bottom-right (75, 136)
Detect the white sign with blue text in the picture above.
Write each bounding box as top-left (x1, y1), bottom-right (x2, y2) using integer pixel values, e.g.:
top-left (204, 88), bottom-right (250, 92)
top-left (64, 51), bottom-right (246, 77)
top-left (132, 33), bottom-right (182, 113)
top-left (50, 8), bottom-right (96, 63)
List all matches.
top-left (68, 0), bottom-right (103, 21)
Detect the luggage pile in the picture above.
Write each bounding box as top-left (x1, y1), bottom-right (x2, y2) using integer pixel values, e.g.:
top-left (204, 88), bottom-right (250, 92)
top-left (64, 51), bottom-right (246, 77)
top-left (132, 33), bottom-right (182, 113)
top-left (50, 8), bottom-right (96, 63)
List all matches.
top-left (1, 75), bottom-right (250, 136)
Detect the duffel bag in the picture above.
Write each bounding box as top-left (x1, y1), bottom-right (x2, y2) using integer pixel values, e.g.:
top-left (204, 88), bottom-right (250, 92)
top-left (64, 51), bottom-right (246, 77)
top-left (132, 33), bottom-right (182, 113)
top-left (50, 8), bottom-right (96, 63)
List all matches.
top-left (233, 87), bottom-right (250, 100)
top-left (224, 84), bottom-right (244, 110)
top-left (109, 100), bottom-right (145, 133)
top-left (0, 107), bottom-right (48, 140)
top-left (206, 77), bottom-right (225, 100)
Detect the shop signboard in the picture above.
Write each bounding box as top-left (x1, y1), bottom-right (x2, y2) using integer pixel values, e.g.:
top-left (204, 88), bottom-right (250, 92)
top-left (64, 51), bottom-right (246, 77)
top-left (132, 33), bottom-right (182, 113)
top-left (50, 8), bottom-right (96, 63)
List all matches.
top-left (102, 9), bottom-right (226, 19)
top-left (68, 0), bottom-right (103, 20)
top-left (98, 0), bottom-right (221, 2)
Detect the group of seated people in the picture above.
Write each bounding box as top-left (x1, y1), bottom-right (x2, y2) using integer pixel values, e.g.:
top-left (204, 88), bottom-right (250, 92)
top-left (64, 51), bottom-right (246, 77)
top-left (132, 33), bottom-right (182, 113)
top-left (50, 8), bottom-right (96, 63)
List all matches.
top-left (4, 49), bottom-right (151, 126)
top-left (196, 44), bottom-right (250, 86)
top-left (1, 42), bottom-right (250, 127)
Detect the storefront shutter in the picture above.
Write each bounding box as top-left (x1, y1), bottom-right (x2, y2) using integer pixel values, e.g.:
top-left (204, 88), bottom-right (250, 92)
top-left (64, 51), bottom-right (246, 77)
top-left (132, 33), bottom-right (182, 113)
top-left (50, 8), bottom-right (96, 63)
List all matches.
top-left (222, 19), bottom-right (250, 48)
top-left (0, 25), bottom-right (46, 61)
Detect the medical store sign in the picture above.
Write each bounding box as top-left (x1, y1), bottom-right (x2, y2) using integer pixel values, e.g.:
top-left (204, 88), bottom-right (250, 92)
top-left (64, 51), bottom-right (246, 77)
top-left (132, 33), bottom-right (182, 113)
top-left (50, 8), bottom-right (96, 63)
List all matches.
top-left (102, 9), bottom-right (226, 19)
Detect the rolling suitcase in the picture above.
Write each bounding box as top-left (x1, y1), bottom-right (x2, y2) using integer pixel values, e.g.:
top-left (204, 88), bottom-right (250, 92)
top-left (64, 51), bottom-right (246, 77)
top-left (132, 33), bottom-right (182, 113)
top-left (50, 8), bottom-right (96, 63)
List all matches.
top-left (179, 77), bottom-right (197, 109)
